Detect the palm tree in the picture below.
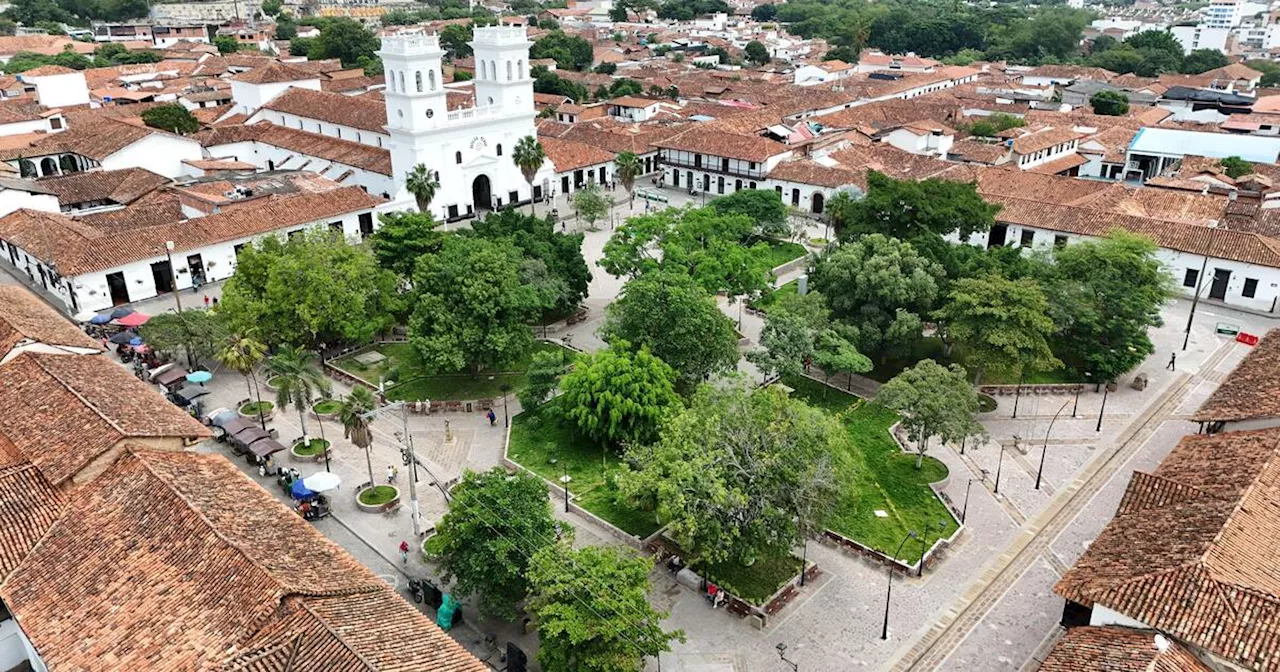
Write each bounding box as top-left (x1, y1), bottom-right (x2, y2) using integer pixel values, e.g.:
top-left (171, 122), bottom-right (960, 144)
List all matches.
top-left (339, 385), bottom-right (378, 489)
top-left (615, 151), bottom-right (641, 212)
top-left (405, 163), bottom-right (439, 214)
top-left (512, 135), bottom-right (546, 215)
top-left (215, 333), bottom-right (268, 429)
top-left (267, 345), bottom-right (331, 443)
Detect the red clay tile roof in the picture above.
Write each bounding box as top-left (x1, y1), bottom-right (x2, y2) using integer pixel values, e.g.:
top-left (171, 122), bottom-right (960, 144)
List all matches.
top-left (20, 65), bottom-right (78, 77)
top-left (0, 186), bottom-right (384, 275)
top-left (0, 117), bottom-right (185, 162)
top-left (1193, 329), bottom-right (1280, 422)
top-left (36, 166), bottom-right (169, 207)
top-left (1055, 428), bottom-right (1280, 671)
top-left (231, 62), bottom-right (319, 85)
top-left (1010, 126), bottom-right (1081, 155)
top-left (0, 448), bottom-right (486, 671)
top-left (0, 286), bottom-right (103, 358)
top-left (198, 122), bottom-right (393, 176)
top-left (653, 127), bottom-right (790, 162)
top-left (540, 135), bottom-right (615, 172)
top-left (948, 139), bottom-right (1009, 165)
top-left (0, 100), bottom-right (53, 125)
top-left (0, 352), bottom-right (210, 485)
top-left (260, 86), bottom-right (387, 133)
top-left (0, 462), bottom-right (65, 581)
top-left (1027, 152), bottom-right (1088, 175)
top-left (1040, 626), bottom-right (1212, 672)
top-left (767, 159), bottom-right (861, 188)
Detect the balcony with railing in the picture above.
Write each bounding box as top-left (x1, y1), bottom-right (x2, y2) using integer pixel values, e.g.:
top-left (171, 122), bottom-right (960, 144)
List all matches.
top-left (378, 33), bottom-right (442, 55)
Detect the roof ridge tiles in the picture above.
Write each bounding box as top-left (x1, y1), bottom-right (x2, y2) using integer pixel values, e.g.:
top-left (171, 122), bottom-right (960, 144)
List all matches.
top-left (26, 352), bottom-right (128, 437)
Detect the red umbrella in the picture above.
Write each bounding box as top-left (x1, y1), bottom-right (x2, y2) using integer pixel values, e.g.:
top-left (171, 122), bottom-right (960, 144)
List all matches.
top-left (115, 312), bottom-right (150, 328)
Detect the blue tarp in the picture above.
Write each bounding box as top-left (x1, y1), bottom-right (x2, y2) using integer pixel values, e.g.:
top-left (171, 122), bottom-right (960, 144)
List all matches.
top-left (89, 314), bottom-right (112, 325)
top-left (290, 480), bottom-right (316, 499)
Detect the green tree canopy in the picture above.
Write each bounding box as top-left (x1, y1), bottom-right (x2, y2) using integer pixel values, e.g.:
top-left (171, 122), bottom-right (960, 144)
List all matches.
top-left (213, 35), bottom-right (240, 54)
top-left (138, 309), bottom-right (227, 368)
top-left (603, 269), bottom-right (740, 384)
top-left (1180, 48), bottom-right (1228, 74)
top-left (409, 236), bottom-right (541, 375)
top-left (1221, 155), bottom-right (1254, 178)
top-left (141, 104), bottom-right (200, 135)
top-left (840, 171), bottom-right (999, 243)
top-left (809, 233), bottom-right (944, 360)
top-left (876, 359), bottom-right (984, 468)
top-left (530, 29), bottom-right (594, 70)
top-left (528, 544), bottom-right (683, 672)
top-left (560, 344), bottom-right (681, 449)
top-left (517, 350), bottom-right (566, 410)
top-left (709, 189), bottom-right (787, 237)
top-left (430, 468), bottom-right (560, 620)
top-left (370, 210), bottom-right (442, 277)
top-left (469, 208), bottom-right (590, 317)
top-left (1090, 90), bottom-right (1130, 116)
top-left (1045, 230), bottom-right (1170, 381)
top-left (219, 230), bottom-right (401, 348)
top-left (307, 18), bottom-right (378, 67)
top-left (573, 183), bottom-right (614, 228)
top-left (933, 273), bottom-right (1060, 382)
top-left (744, 40), bottom-right (769, 64)
top-left (440, 22), bottom-right (473, 59)
top-left (619, 383), bottom-right (840, 565)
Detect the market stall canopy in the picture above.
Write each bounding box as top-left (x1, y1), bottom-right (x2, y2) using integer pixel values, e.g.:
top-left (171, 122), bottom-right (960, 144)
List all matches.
top-left (290, 479), bottom-right (316, 499)
top-left (207, 408), bottom-right (239, 427)
top-left (109, 307), bottom-right (135, 320)
top-left (229, 425), bottom-right (270, 445)
top-left (249, 437), bottom-right (286, 458)
top-left (115, 312), bottom-right (150, 328)
top-left (175, 385), bottom-right (210, 403)
top-left (89, 314), bottom-right (112, 325)
top-left (108, 331), bottom-right (138, 345)
top-left (73, 310), bottom-right (98, 323)
top-left (185, 371), bottom-right (212, 384)
top-left (218, 416), bottom-right (256, 435)
top-left (302, 472), bottom-right (341, 492)
top-left (152, 366), bottom-right (190, 387)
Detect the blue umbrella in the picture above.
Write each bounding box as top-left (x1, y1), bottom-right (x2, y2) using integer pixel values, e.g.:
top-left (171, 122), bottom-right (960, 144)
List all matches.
top-left (89, 314), bottom-right (112, 325)
top-left (128, 336), bottom-right (144, 346)
top-left (109, 306), bottom-right (135, 320)
top-left (290, 479), bottom-right (316, 499)
top-left (186, 370), bottom-right (213, 384)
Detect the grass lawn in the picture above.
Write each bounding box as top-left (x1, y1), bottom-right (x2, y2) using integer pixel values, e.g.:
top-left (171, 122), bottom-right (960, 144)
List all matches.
top-left (694, 553), bottom-right (804, 605)
top-left (507, 401), bottom-right (662, 539)
top-left (293, 438), bottom-right (329, 455)
top-left (313, 399), bottom-right (341, 415)
top-left (761, 240), bottom-right (808, 269)
top-left (749, 279), bottom-right (798, 313)
top-left (240, 401), bottom-right (273, 416)
top-left (359, 485), bottom-right (398, 505)
top-left (331, 341), bottom-right (578, 401)
top-left (782, 374), bottom-right (955, 565)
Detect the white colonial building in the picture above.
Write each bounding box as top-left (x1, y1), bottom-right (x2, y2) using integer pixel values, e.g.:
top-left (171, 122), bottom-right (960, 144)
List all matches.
top-left (379, 28), bottom-right (554, 221)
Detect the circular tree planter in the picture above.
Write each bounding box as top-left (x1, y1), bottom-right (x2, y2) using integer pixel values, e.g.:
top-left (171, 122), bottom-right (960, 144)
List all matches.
top-left (290, 438), bottom-right (331, 463)
top-left (265, 375), bottom-right (284, 392)
top-left (356, 485), bottom-right (400, 512)
top-left (312, 399), bottom-right (341, 421)
top-left (977, 394), bottom-right (998, 414)
top-left (239, 401), bottom-right (274, 421)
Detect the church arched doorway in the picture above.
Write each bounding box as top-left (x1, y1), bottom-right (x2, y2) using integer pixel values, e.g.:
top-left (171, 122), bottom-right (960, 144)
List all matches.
top-left (472, 174), bottom-right (493, 213)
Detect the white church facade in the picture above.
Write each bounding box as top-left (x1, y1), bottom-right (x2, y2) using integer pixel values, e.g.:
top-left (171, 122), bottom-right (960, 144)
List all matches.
top-left (379, 28), bottom-right (555, 221)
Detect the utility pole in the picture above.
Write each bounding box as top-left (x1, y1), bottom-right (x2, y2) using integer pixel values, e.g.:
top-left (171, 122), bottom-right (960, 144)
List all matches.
top-left (1183, 256), bottom-right (1210, 351)
top-left (165, 241), bottom-right (183, 312)
top-left (362, 401), bottom-right (453, 539)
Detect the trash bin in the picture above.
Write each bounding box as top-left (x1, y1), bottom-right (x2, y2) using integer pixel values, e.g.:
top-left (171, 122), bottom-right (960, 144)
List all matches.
top-left (437, 593), bottom-right (459, 631)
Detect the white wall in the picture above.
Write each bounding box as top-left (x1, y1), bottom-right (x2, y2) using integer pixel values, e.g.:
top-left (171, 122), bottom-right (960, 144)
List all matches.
top-left (957, 223), bottom-right (1280, 313)
top-left (229, 78), bottom-right (321, 115)
top-left (1089, 605), bottom-right (1153, 630)
top-left (26, 71), bottom-right (89, 108)
top-left (204, 139), bottom-right (397, 198)
top-left (1171, 25), bottom-right (1231, 53)
top-left (49, 206), bottom-right (387, 313)
top-left (254, 110), bottom-right (388, 148)
top-left (0, 189), bottom-right (59, 218)
top-left (102, 134), bottom-right (204, 178)
top-left (0, 114), bottom-right (63, 138)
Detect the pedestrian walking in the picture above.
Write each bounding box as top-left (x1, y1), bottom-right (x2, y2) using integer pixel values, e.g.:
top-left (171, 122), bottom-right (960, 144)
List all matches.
top-left (203, 294), bottom-right (210, 308)
top-left (399, 540), bottom-right (410, 563)
top-left (1166, 352), bottom-right (1176, 371)
top-left (387, 465), bottom-right (397, 484)
top-left (487, 409), bottom-right (496, 426)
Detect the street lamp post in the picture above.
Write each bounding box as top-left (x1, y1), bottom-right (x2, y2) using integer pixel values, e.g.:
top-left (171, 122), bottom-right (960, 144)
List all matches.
top-left (1035, 400), bottom-right (1072, 490)
top-left (499, 383), bottom-right (511, 428)
top-left (918, 519), bottom-right (947, 577)
top-left (1071, 374), bottom-right (1088, 418)
top-left (961, 477), bottom-right (978, 524)
top-left (1183, 255), bottom-right (1210, 351)
top-left (562, 461), bottom-right (570, 513)
top-left (1096, 383), bottom-right (1110, 433)
top-left (881, 530), bottom-right (917, 640)
top-left (1011, 371), bottom-right (1025, 419)
top-left (776, 643), bottom-right (798, 672)
top-left (996, 437), bottom-right (1015, 495)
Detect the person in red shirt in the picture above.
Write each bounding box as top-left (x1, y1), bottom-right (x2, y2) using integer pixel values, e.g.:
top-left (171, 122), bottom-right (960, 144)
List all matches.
top-left (399, 540), bottom-right (410, 563)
